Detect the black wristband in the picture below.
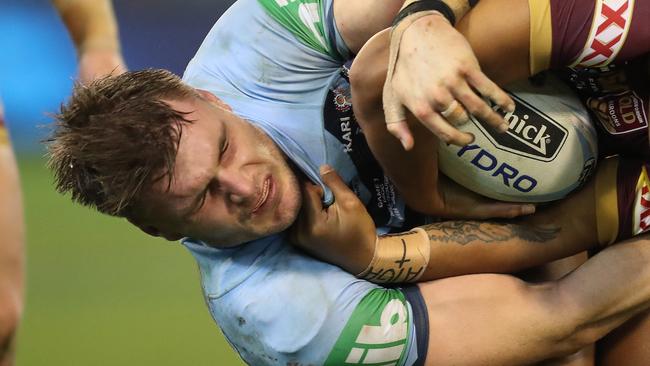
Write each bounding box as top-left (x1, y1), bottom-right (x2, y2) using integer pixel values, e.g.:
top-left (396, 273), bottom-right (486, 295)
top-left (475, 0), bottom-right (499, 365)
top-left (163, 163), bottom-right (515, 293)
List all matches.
top-left (392, 0), bottom-right (456, 27)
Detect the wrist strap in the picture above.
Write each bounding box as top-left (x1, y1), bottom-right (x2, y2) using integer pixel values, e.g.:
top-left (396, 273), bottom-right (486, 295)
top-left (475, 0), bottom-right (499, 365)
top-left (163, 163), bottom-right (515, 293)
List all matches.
top-left (393, 0), bottom-right (456, 27)
top-left (357, 228), bottom-right (431, 283)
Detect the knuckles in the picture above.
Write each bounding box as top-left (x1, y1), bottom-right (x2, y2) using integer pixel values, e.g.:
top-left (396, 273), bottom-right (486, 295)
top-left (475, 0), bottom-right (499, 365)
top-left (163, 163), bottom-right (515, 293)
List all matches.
top-left (411, 102), bottom-right (434, 122)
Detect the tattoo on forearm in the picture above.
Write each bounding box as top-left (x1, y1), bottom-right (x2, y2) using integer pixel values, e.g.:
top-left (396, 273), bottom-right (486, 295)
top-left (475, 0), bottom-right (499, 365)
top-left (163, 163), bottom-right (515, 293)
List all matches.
top-left (424, 221), bottom-right (560, 245)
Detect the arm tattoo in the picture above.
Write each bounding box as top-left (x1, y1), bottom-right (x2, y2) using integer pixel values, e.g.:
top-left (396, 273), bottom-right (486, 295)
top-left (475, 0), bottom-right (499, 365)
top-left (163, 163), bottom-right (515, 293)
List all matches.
top-left (423, 221), bottom-right (560, 245)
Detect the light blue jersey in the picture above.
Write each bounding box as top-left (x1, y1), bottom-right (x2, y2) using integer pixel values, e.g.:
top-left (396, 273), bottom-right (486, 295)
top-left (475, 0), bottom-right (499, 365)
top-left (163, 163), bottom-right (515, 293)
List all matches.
top-left (182, 0), bottom-right (428, 364)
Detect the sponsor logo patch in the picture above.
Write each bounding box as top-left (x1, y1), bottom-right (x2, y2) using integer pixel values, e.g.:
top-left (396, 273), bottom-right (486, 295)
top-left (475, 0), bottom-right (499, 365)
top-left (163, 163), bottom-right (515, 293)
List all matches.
top-left (587, 91), bottom-right (648, 135)
top-left (571, 0), bottom-right (634, 68)
top-left (633, 166), bottom-right (650, 234)
top-left (475, 94), bottom-right (568, 162)
top-left (325, 290), bottom-right (410, 366)
top-left (333, 86), bottom-right (352, 112)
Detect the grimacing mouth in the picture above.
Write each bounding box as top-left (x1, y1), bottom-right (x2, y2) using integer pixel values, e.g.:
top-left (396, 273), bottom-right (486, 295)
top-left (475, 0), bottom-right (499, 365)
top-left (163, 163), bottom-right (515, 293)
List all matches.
top-left (252, 176), bottom-right (271, 214)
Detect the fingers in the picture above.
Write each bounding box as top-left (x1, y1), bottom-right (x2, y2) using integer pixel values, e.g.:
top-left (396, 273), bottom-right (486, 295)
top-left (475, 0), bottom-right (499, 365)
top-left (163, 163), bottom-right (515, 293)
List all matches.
top-left (452, 83), bottom-right (508, 133)
top-left (383, 80), bottom-right (406, 124)
top-left (319, 165), bottom-right (357, 202)
top-left (386, 121), bottom-right (415, 150)
top-left (412, 104), bottom-right (474, 146)
top-left (466, 68), bottom-right (515, 120)
top-left (383, 81), bottom-right (414, 150)
top-left (439, 99), bottom-right (470, 126)
top-left (298, 180), bottom-right (325, 223)
top-left (472, 202), bottom-right (536, 219)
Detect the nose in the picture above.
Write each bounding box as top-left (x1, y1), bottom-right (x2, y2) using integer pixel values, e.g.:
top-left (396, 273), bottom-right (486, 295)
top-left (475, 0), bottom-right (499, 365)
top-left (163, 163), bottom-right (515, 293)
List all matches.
top-left (216, 167), bottom-right (255, 205)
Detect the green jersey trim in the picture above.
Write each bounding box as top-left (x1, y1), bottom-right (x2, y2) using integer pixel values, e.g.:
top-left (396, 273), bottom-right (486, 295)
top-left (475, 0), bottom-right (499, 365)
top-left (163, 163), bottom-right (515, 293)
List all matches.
top-left (325, 289), bottom-right (411, 365)
top-left (258, 0), bottom-right (333, 56)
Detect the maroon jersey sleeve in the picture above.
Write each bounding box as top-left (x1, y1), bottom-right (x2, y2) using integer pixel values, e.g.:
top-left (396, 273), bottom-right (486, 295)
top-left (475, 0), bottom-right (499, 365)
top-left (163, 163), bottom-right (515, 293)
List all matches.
top-left (529, 0), bottom-right (649, 74)
top-left (595, 156), bottom-right (650, 246)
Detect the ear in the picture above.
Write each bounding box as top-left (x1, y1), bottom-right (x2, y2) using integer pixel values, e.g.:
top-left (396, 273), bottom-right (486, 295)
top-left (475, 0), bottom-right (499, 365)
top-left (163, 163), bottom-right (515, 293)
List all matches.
top-left (195, 89), bottom-right (232, 112)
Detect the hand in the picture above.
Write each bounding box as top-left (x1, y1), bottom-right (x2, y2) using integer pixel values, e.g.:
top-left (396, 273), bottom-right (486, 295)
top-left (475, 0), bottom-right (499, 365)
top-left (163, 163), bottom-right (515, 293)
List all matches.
top-left (384, 13), bottom-right (514, 149)
top-left (77, 48), bottom-right (127, 84)
top-left (435, 175), bottom-right (535, 219)
top-left (289, 166), bottom-right (376, 275)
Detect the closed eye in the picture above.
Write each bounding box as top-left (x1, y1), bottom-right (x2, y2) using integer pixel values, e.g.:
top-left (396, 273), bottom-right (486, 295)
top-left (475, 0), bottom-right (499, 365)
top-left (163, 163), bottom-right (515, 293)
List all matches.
top-left (221, 138), bottom-right (229, 160)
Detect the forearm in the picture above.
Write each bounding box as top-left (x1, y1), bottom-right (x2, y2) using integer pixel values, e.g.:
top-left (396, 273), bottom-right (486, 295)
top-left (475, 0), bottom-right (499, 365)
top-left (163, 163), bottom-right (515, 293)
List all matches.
top-left (0, 142), bottom-right (25, 365)
top-left (358, 177), bottom-right (597, 283)
top-left (419, 182), bottom-right (596, 280)
top-left (52, 0), bottom-right (121, 54)
top-left (455, 0), bottom-right (530, 84)
top-left (553, 234), bottom-right (650, 351)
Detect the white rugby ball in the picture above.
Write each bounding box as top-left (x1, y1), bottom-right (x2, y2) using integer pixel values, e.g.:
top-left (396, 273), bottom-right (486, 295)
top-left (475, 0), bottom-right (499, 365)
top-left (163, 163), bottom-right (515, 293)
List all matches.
top-left (438, 74), bottom-right (598, 202)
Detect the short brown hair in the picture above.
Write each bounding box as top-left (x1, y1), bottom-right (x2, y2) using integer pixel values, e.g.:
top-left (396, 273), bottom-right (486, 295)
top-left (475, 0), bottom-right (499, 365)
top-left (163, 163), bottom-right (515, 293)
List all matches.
top-left (47, 69), bottom-right (196, 217)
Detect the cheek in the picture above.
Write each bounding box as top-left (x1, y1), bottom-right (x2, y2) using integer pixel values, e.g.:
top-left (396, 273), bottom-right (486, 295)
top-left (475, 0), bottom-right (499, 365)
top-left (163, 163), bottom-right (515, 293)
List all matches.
top-left (279, 169), bottom-right (302, 220)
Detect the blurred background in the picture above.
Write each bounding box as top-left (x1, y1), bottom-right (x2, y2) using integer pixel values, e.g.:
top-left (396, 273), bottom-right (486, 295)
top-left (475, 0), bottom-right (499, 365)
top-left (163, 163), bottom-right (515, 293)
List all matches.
top-left (0, 0), bottom-right (246, 364)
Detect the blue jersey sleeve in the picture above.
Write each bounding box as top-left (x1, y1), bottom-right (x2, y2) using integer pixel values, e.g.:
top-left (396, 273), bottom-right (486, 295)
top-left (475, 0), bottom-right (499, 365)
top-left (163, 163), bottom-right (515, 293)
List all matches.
top-left (183, 237), bottom-right (427, 366)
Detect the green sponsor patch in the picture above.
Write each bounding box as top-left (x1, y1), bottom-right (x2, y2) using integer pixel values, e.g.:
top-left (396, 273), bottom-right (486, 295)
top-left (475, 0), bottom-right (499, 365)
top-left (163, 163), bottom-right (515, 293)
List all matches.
top-left (325, 289), bottom-right (411, 365)
top-left (258, 0), bottom-right (332, 55)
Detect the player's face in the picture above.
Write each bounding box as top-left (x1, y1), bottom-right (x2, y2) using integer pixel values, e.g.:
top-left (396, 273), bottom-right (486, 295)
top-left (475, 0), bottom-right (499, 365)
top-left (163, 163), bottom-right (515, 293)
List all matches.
top-left (135, 93), bottom-right (302, 247)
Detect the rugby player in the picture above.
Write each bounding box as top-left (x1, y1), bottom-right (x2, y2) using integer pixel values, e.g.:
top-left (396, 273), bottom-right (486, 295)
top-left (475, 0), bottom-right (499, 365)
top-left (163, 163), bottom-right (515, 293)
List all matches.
top-left (0, 1), bottom-right (125, 365)
top-left (47, 1), bottom-right (650, 365)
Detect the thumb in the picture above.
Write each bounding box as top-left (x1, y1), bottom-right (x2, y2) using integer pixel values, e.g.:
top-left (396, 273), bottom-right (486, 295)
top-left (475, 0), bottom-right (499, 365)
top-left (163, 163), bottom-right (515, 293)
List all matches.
top-left (383, 78), bottom-right (413, 150)
top-left (319, 165), bottom-right (355, 200)
top-left (386, 121), bottom-right (414, 150)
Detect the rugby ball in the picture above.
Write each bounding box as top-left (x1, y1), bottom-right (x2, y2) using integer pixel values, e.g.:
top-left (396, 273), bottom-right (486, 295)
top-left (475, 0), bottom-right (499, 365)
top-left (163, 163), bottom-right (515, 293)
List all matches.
top-left (438, 74), bottom-right (598, 202)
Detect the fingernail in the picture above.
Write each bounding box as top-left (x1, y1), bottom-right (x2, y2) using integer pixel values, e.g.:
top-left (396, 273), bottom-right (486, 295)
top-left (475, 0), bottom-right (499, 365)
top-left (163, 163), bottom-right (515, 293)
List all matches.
top-left (522, 204), bottom-right (536, 215)
top-left (320, 165), bottom-right (333, 175)
top-left (399, 137), bottom-right (409, 150)
top-left (506, 103), bottom-right (515, 113)
top-left (498, 123), bottom-right (509, 133)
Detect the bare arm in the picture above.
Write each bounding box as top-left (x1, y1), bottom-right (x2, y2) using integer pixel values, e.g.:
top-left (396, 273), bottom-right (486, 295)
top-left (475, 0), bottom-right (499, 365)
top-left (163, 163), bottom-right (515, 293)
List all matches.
top-left (0, 121), bottom-right (25, 366)
top-left (52, 0), bottom-right (126, 83)
top-left (291, 165), bottom-right (597, 281)
top-left (420, 233), bottom-right (650, 365)
top-left (418, 178), bottom-right (596, 280)
top-left (455, 0), bottom-right (530, 84)
top-left (0, 4), bottom-right (125, 363)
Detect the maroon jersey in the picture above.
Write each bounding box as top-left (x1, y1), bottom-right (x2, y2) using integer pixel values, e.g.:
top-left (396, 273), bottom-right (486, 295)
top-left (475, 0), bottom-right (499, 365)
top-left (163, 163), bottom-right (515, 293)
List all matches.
top-left (596, 156), bottom-right (650, 246)
top-left (558, 56), bottom-right (650, 160)
top-left (529, 1), bottom-right (650, 160)
top-left (529, 0), bottom-right (649, 73)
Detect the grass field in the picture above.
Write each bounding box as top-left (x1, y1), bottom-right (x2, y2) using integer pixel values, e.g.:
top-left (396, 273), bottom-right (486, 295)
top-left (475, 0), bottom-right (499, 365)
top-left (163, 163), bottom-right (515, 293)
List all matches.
top-left (15, 156), bottom-right (245, 366)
